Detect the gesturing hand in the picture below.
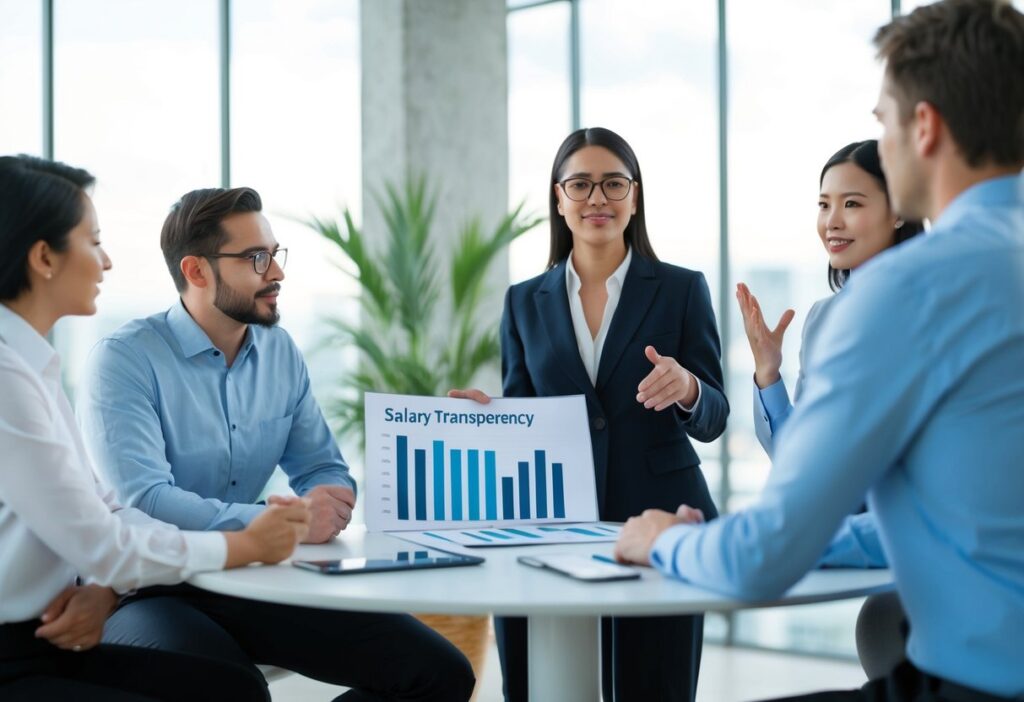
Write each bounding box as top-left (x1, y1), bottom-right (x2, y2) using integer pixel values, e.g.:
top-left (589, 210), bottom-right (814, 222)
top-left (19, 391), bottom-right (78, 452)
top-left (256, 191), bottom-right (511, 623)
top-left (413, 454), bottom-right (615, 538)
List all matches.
top-left (304, 485), bottom-right (357, 543)
top-left (35, 584), bottom-right (118, 652)
top-left (736, 282), bottom-right (794, 389)
top-left (636, 346), bottom-right (698, 411)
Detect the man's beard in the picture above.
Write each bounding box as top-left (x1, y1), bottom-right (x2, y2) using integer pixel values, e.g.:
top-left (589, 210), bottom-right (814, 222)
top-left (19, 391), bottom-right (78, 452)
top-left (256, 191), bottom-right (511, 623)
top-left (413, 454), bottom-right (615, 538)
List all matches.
top-left (213, 273), bottom-right (280, 327)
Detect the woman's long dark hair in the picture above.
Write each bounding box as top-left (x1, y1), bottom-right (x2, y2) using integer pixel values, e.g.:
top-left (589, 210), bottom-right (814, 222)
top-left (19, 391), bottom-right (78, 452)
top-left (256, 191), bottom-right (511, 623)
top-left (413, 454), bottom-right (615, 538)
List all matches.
top-left (0, 155), bottom-right (95, 301)
top-left (547, 127), bottom-right (659, 269)
top-left (821, 140), bottom-right (924, 291)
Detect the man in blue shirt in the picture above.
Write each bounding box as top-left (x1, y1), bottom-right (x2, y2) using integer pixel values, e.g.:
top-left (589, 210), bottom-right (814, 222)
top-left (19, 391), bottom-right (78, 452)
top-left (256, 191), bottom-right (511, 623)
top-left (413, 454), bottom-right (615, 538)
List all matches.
top-left (615, 2), bottom-right (1024, 701)
top-left (79, 187), bottom-right (474, 701)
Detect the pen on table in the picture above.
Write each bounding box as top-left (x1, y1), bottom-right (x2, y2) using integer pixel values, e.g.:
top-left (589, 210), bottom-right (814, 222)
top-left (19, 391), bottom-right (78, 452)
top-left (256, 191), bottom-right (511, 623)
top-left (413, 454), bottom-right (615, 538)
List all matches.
top-left (592, 553), bottom-right (619, 565)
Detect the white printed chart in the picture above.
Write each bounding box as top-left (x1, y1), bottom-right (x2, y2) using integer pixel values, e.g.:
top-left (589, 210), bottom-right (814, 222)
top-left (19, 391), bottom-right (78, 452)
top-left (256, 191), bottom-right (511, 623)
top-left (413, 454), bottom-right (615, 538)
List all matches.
top-left (364, 393), bottom-right (598, 532)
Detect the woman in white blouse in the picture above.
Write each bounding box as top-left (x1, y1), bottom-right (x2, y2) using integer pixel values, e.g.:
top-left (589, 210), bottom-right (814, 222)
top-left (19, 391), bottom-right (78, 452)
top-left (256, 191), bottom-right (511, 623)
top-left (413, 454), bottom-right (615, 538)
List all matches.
top-left (0, 155), bottom-right (310, 701)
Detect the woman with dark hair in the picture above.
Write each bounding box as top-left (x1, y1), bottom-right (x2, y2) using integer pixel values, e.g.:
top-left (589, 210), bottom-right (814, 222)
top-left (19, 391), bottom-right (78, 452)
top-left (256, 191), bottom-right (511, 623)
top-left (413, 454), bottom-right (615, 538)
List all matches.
top-left (738, 140), bottom-right (924, 456)
top-left (736, 140), bottom-right (923, 682)
top-left (0, 155), bottom-right (310, 701)
top-left (452, 127), bottom-right (728, 701)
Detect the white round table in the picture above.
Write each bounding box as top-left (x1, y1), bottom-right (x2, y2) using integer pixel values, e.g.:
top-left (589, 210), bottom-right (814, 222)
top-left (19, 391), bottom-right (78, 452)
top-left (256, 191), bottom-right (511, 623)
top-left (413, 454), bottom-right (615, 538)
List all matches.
top-left (191, 526), bottom-right (893, 701)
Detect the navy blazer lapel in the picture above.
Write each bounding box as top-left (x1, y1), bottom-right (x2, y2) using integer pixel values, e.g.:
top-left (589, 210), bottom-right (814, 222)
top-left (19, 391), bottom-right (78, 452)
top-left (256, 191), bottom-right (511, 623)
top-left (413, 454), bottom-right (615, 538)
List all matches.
top-left (534, 261), bottom-right (598, 401)
top-left (596, 255), bottom-right (660, 389)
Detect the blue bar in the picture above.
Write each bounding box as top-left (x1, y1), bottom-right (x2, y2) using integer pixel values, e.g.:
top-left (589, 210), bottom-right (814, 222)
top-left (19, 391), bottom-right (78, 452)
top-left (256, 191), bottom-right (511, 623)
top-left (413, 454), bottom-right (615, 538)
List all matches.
top-left (485, 451), bottom-right (497, 520)
top-left (534, 450), bottom-right (547, 518)
top-left (502, 477), bottom-right (514, 519)
top-left (502, 528), bottom-right (541, 538)
top-left (468, 450), bottom-right (480, 520)
top-left (433, 440), bottom-right (445, 520)
top-left (423, 531), bottom-right (455, 543)
top-left (567, 527), bottom-right (601, 536)
top-left (480, 529), bottom-right (512, 540)
top-left (415, 449), bottom-right (427, 520)
top-left (397, 435), bottom-right (409, 520)
top-left (450, 449), bottom-right (463, 520)
top-left (462, 531), bottom-right (492, 542)
top-left (518, 461), bottom-right (531, 519)
top-left (553, 462), bottom-right (566, 518)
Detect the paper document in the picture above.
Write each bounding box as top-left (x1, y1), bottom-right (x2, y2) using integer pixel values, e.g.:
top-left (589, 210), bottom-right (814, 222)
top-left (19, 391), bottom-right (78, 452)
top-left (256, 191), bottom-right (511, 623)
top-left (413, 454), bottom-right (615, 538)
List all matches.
top-left (364, 393), bottom-right (598, 532)
top-left (395, 522), bottom-right (622, 549)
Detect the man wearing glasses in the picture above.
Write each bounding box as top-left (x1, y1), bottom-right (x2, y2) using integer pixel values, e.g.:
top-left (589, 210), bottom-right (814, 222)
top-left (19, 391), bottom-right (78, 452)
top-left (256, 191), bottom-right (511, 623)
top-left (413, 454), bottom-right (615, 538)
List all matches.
top-left (76, 187), bottom-right (475, 700)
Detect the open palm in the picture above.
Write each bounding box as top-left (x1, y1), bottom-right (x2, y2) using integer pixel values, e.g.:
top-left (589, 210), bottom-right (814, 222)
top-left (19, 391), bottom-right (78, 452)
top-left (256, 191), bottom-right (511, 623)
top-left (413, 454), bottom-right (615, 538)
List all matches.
top-left (736, 282), bottom-right (795, 389)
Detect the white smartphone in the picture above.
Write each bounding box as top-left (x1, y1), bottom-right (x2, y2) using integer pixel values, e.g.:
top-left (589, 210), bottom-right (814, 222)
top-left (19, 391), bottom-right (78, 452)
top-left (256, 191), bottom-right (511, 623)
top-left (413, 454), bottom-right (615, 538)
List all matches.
top-left (517, 554), bottom-right (640, 582)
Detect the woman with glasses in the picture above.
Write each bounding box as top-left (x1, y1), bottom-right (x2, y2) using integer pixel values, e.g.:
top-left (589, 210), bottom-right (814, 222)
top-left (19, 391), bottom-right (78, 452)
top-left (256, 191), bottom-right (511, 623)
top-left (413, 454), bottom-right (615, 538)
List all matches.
top-left (0, 155), bottom-right (310, 701)
top-left (736, 140), bottom-right (924, 682)
top-left (452, 127), bottom-right (728, 702)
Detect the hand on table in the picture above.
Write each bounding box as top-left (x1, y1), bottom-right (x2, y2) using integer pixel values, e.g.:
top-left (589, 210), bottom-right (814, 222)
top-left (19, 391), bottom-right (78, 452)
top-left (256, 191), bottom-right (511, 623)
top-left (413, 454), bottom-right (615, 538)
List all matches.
top-left (613, 505), bottom-right (705, 566)
top-left (226, 496), bottom-right (310, 566)
top-left (304, 485), bottom-right (357, 543)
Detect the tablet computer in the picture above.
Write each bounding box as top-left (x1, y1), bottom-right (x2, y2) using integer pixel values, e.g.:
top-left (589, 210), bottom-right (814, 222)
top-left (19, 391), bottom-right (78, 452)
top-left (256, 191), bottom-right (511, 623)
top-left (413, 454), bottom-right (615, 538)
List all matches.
top-left (292, 548), bottom-right (484, 575)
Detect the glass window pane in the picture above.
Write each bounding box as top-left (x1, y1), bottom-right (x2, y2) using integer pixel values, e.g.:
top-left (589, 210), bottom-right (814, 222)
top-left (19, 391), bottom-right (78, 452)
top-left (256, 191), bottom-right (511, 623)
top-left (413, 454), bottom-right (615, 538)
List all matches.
top-left (507, 1), bottom-right (572, 283)
top-left (231, 0), bottom-right (361, 496)
top-left (728, 0), bottom-right (893, 658)
top-left (51, 0), bottom-right (220, 395)
top-left (579, 0), bottom-right (722, 491)
top-left (0, 0), bottom-right (43, 155)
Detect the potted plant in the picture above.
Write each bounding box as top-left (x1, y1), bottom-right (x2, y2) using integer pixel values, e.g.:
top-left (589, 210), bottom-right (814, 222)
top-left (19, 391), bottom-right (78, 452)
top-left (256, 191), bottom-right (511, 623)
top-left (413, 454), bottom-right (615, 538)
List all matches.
top-left (302, 178), bottom-right (541, 691)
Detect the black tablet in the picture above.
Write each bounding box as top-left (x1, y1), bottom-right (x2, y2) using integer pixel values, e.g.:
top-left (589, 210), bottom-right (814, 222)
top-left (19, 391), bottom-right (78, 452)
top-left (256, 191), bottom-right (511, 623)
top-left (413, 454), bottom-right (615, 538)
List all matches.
top-left (292, 548), bottom-right (484, 575)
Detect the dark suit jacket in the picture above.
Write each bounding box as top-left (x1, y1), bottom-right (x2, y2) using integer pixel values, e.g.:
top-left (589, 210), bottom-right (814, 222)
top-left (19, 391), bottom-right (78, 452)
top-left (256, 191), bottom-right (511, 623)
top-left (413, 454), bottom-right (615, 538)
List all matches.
top-left (501, 254), bottom-right (728, 521)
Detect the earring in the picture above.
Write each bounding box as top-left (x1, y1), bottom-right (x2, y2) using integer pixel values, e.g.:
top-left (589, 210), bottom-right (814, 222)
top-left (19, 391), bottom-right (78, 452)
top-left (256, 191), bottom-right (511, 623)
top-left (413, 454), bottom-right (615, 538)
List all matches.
top-left (45, 272), bottom-right (53, 280)
top-left (895, 220), bottom-right (904, 229)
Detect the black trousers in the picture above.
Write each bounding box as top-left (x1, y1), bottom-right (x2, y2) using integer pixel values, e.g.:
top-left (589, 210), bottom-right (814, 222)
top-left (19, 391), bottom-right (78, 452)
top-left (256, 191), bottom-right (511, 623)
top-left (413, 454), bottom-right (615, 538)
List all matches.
top-left (495, 612), bottom-right (704, 702)
top-left (0, 618), bottom-right (269, 701)
top-left (764, 660), bottom-right (1019, 702)
top-left (102, 584), bottom-right (475, 702)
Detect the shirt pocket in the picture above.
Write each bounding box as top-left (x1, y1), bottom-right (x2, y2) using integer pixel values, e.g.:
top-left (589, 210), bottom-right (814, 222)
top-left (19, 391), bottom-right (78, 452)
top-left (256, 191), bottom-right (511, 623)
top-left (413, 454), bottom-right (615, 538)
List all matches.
top-left (260, 415), bottom-right (294, 469)
top-left (645, 437), bottom-right (700, 475)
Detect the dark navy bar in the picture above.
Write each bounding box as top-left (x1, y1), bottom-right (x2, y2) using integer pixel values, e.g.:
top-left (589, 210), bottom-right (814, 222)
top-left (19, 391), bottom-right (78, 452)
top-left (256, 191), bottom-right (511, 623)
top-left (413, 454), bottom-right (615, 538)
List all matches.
top-left (397, 435), bottom-right (409, 520)
top-left (415, 448), bottom-right (427, 520)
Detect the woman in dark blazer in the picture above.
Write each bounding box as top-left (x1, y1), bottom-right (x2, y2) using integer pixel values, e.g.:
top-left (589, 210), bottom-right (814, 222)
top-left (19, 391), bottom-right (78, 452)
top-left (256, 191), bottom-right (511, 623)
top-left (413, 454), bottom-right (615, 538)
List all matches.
top-left (455, 127), bottom-right (728, 702)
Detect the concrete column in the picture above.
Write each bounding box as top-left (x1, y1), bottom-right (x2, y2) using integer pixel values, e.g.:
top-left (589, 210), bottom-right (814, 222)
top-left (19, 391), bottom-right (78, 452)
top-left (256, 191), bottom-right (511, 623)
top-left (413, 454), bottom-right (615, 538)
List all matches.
top-left (361, 0), bottom-right (510, 390)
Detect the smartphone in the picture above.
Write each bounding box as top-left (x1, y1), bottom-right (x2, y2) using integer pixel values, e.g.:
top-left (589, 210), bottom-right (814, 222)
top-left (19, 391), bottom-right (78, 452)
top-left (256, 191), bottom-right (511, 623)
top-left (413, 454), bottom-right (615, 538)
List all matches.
top-left (517, 554), bottom-right (640, 582)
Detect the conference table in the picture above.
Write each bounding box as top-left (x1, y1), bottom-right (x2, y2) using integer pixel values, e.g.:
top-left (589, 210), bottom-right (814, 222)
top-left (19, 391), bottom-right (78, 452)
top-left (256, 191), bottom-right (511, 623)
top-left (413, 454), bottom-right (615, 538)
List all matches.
top-left (190, 525), bottom-right (893, 701)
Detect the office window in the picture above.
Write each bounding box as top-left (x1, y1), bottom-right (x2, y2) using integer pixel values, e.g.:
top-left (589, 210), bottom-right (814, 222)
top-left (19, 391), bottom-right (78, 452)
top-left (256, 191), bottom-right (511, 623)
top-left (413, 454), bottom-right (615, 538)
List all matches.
top-left (727, 0), bottom-right (891, 658)
top-left (0, 0), bottom-right (43, 155)
top-left (507, 0), bottom-right (572, 283)
top-left (49, 0), bottom-right (220, 393)
top-left (579, 0), bottom-right (722, 491)
top-left (231, 0), bottom-right (362, 494)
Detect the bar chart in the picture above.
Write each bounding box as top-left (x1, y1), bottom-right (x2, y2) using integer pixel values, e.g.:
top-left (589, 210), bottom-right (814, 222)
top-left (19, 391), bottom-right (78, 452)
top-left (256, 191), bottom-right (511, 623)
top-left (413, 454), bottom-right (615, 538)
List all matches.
top-left (393, 440), bottom-right (567, 523)
top-left (365, 393), bottom-right (598, 531)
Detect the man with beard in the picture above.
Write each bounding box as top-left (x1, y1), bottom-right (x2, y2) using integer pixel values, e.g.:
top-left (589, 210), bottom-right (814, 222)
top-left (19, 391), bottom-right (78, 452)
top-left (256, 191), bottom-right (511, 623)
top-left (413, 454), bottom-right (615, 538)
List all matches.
top-left (76, 187), bottom-right (475, 701)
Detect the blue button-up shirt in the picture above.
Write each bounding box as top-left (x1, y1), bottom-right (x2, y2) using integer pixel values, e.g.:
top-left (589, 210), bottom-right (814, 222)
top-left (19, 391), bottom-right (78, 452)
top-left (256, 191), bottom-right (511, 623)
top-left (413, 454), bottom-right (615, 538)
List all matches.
top-left (651, 174), bottom-right (1024, 697)
top-left (78, 301), bottom-right (354, 531)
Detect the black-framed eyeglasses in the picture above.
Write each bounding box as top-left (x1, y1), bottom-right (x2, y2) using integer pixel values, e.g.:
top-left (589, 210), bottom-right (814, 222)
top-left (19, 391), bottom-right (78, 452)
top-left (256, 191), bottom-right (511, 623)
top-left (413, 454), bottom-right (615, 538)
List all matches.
top-left (558, 176), bottom-right (634, 202)
top-left (206, 248), bottom-right (288, 275)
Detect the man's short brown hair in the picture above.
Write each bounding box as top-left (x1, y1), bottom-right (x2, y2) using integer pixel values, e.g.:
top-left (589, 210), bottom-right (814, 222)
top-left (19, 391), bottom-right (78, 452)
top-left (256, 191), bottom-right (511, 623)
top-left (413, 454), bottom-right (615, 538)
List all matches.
top-left (874, 0), bottom-right (1024, 167)
top-left (160, 187), bottom-right (262, 293)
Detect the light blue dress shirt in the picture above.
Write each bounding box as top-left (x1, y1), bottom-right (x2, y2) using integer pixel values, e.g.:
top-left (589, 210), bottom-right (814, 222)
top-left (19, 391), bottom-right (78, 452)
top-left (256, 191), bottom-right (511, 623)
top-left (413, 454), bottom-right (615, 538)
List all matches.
top-left (651, 174), bottom-right (1024, 697)
top-left (78, 301), bottom-right (354, 531)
